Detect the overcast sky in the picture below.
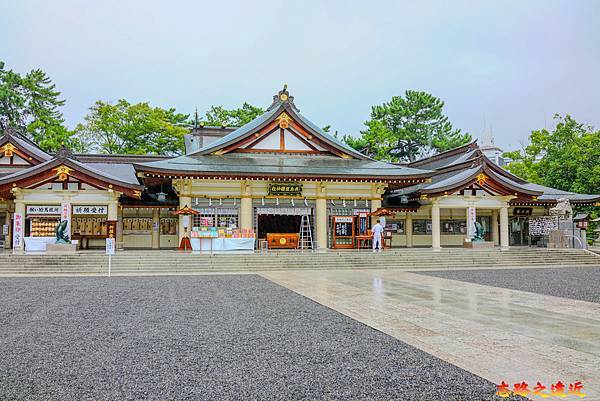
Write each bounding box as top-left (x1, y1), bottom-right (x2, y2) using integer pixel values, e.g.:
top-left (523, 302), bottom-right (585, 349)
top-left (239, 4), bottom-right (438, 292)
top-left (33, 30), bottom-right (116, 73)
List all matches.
top-left (2, 0), bottom-right (599, 150)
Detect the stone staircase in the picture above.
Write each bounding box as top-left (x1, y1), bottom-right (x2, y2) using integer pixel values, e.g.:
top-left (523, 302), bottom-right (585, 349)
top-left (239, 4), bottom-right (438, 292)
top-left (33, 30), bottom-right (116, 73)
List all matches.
top-left (0, 248), bottom-right (599, 276)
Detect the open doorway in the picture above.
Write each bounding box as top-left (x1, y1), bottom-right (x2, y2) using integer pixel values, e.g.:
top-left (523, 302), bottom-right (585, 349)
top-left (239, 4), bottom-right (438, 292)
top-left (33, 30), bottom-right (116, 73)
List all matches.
top-left (257, 214), bottom-right (302, 239)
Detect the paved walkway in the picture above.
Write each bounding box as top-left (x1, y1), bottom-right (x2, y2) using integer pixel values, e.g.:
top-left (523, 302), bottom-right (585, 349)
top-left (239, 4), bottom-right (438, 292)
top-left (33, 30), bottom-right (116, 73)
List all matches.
top-left (261, 269), bottom-right (600, 400)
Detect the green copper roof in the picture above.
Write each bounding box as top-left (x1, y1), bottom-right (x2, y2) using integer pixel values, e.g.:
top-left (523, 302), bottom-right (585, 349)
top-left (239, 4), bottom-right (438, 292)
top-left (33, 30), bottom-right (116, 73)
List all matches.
top-left (135, 153), bottom-right (431, 180)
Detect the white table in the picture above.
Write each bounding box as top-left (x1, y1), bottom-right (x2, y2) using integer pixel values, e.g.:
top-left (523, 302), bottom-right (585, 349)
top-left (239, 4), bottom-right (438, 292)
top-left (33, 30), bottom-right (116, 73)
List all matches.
top-left (24, 236), bottom-right (56, 251)
top-left (190, 237), bottom-right (255, 252)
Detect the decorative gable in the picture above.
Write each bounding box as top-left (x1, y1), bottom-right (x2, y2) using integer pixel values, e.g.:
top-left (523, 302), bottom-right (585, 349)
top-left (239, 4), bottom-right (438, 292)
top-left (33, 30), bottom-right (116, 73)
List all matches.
top-left (196, 86), bottom-right (367, 160)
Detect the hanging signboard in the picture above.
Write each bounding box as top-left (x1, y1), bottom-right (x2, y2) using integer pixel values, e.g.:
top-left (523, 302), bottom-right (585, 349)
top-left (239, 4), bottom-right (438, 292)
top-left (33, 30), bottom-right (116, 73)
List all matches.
top-left (12, 213), bottom-right (23, 249)
top-left (267, 182), bottom-right (303, 197)
top-left (26, 205), bottom-right (60, 215)
top-left (513, 207), bottom-right (533, 216)
top-left (72, 205), bottom-right (108, 215)
top-left (256, 207), bottom-right (311, 216)
top-left (467, 207), bottom-right (476, 238)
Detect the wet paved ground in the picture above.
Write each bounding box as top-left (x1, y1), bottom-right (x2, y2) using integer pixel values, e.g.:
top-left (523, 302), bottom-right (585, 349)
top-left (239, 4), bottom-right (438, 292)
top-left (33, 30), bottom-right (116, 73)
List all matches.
top-left (416, 266), bottom-right (600, 303)
top-left (0, 275), bottom-right (521, 401)
top-left (262, 268), bottom-right (600, 400)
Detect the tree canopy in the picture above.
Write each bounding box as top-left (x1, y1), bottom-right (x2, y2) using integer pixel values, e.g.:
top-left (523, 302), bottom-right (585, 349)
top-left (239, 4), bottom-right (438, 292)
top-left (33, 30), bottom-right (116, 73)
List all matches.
top-left (504, 114), bottom-right (600, 196)
top-left (0, 60), bottom-right (83, 152)
top-left (76, 100), bottom-right (189, 155)
top-left (343, 90), bottom-right (471, 162)
top-left (200, 102), bottom-right (264, 127)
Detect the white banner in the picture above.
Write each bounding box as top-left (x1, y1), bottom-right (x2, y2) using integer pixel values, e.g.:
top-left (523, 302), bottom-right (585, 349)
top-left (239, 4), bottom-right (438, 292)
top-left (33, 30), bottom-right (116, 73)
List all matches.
top-left (26, 205), bottom-right (60, 215)
top-left (12, 213), bottom-right (23, 248)
top-left (72, 205), bottom-right (108, 215)
top-left (61, 203), bottom-right (71, 239)
top-left (467, 207), bottom-right (476, 238)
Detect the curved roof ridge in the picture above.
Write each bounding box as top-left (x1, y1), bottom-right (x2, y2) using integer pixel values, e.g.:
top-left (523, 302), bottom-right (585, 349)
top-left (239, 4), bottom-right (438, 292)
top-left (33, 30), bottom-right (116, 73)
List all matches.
top-left (407, 140), bottom-right (478, 167)
top-left (186, 88), bottom-right (371, 161)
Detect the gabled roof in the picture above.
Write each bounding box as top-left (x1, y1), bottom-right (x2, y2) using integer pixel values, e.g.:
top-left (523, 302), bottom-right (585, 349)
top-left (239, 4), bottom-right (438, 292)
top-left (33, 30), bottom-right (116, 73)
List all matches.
top-left (189, 86), bottom-right (369, 160)
top-left (0, 128), bottom-right (51, 164)
top-left (136, 87), bottom-right (432, 183)
top-left (390, 142), bottom-right (600, 204)
top-left (0, 148), bottom-right (143, 199)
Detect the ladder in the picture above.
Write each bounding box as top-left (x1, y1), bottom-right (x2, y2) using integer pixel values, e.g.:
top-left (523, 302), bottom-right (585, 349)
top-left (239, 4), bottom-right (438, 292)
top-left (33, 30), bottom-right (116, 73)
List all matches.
top-left (298, 215), bottom-right (314, 251)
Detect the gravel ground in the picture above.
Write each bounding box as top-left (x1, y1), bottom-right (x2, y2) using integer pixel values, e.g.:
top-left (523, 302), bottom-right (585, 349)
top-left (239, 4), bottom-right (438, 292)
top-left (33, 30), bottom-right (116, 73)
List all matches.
top-left (417, 266), bottom-right (600, 303)
top-left (0, 275), bottom-right (524, 401)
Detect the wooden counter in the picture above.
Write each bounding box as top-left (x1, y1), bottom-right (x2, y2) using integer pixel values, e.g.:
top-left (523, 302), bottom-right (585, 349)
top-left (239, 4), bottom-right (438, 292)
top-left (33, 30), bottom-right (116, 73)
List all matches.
top-left (266, 233), bottom-right (299, 249)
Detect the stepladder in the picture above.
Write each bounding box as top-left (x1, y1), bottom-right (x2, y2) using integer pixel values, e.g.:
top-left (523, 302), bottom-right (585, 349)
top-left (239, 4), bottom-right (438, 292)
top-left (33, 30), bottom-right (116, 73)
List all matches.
top-left (298, 215), bottom-right (314, 251)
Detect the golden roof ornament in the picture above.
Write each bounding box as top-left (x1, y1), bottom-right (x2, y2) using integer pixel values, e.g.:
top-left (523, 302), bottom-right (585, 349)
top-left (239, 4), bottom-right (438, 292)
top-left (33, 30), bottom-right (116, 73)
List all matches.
top-left (54, 165), bottom-right (73, 181)
top-left (1, 143), bottom-right (16, 157)
top-left (476, 173), bottom-right (488, 186)
top-left (267, 84), bottom-right (299, 112)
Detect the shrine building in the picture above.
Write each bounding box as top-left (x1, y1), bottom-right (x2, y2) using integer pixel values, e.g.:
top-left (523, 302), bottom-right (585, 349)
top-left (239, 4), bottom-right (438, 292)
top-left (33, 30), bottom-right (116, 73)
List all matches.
top-left (0, 87), bottom-right (598, 252)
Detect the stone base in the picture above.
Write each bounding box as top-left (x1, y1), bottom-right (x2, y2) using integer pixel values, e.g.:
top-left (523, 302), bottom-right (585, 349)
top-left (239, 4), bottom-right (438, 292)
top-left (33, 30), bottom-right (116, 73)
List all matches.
top-left (46, 243), bottom-right (77, 253)
top-left (463, 240), bottom-right (494, 249)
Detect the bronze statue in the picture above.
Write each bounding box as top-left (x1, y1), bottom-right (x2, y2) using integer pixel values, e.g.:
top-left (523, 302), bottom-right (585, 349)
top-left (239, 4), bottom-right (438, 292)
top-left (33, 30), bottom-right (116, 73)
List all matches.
top-left (55, 220), bottom-right (70, 244)
top-left (473, 221), bottom-right (486, 242)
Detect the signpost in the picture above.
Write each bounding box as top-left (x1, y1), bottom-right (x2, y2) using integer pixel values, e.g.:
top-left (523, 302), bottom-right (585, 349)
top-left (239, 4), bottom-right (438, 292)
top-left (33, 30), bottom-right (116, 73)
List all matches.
top-left (105, 237), bottom-right (115, 277)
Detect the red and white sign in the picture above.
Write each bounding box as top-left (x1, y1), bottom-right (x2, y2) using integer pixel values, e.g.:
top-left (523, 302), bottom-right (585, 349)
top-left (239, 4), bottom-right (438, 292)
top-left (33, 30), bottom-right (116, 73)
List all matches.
top-left (12, 213), bottom-right (23, 248)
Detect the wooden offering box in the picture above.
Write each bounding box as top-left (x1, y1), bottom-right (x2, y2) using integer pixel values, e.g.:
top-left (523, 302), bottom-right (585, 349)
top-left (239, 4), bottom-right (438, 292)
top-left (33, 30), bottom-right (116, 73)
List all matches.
top-left (266, 233), bottom-right (299, 249)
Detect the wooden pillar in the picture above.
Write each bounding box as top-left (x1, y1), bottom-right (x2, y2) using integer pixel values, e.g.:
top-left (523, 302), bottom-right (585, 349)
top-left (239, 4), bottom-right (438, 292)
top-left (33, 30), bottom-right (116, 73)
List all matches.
top-left (151, 208), bottom-right (160, 249)
top-left (370, 199), bottom-right (382, 226)
top-left (500, 206), bottom-right (509, 250)
top-left (315, 182), bottom-right (328, 250)
top-left (240, 197), bottom-right (253, 230)
top-left (240, 181), bottom-right (253, 231)
top-left (116, 206), bottom-right (124, 250)
top-left (405, 213), bottom-right (413, 248)
top-left (178, 195), bottom-right (192, 244)
top-left (431, 204), bottom-right (441, 251)
top-left (491, 209), bottom-right (499, 246)
top-left (5, 210), bottom-right (11, 249)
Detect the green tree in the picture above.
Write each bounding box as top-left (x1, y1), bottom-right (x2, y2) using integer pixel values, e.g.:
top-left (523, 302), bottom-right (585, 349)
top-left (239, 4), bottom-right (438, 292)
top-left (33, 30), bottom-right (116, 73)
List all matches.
top-left (202, 102), bottom-right (264, 127)
top-left (0, 61), bottom-right (82, 152)
top-left (344, 91), bottom-right (471, 162)
top-left (76, 99), bottom-right (189, 155)
top-left (504, 115), bottom-right (600, 243)
top-left (504, 115), bottom-right (600, 195)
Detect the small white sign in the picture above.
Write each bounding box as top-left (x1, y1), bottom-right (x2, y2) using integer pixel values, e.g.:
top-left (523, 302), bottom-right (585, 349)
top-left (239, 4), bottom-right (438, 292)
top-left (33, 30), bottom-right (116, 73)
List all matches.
top-left (26, 205), bottom-right (60, 215)
top-left (2, 224), bottom-right (8, 235)
top-left (105, 237), bottom-right (116, 255)
top-left (335, 216), bottom-right (353, 223)
top-left (73, 205), bottom-right (108, 215)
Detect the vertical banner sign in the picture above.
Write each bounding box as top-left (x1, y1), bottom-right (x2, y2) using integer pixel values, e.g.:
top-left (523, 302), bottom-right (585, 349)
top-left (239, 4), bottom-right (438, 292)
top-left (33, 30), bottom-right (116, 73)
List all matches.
top-left (12, 213), bottom-right (23, 249)
top-left (106, 237), bottom-right (116, 277)
top-left (61, 203), bottom-right (71, 240)
top-left (467, 207), bottom-right (476, 239)
top-left (106, 237), bottom-right (115, 254)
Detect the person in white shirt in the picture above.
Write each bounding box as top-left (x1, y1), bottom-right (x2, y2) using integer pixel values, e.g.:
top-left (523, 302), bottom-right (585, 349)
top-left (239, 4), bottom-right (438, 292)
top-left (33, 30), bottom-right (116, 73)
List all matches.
top-left (372, 219), bottom-right (384, 252)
